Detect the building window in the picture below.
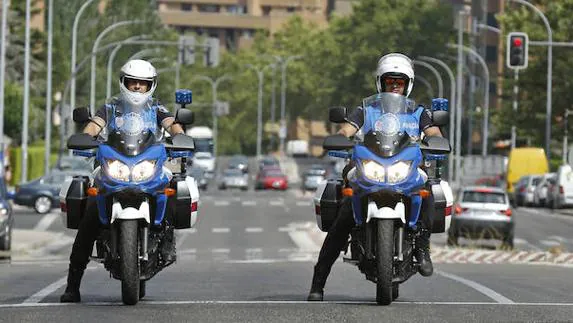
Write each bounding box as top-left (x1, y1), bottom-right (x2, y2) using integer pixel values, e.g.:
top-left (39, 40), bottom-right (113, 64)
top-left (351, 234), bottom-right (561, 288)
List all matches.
top-left (181, 3), bottom-right (192, 11)
top-left (489, 82), bottom-right (497, 95)
top-left (262, 6), bottom-right (271, 16)
top-left (198, 4), bottom-right (220, 13)
top-left (287, 6), bottom-right (296, 13)
top-left (242, 30), bottom-right (254, 39)
top-left (487, 12), bottom-right (498, 28)
top-left (227, 5), bottom-right (246, 14)
top-left (486, 45), bottom-right (497, 63)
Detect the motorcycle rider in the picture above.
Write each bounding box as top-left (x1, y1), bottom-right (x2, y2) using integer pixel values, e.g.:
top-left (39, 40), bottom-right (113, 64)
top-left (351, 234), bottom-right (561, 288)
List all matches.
top-left (60, 59), bottom-right (185, 303)
top-left (307, 53), bottom-right (443, 301)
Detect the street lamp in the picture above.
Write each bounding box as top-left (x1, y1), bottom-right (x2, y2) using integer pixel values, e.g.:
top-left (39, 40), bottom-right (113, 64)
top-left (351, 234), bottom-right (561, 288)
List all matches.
top-left (44, 0), bottom-right (54, 175)
top-left (413, 60), bottom-right (444, 98)
top-left (106, 35), bottom-right (149, 99)
top-left (246, 63), bottom-right (276, 158)
top-left (21, 0), bottom-right (32, 182)
top-left (271, 55), bottom-right (303, 155)
top-left (0, 0), bottom-right (9, 153)
top-left (190, 75), bottom-right (232, 158)
top-left (70, 0), bottom-right (97, 127)
top-left (418, 56), bottom-right (456, 182)
top-left (448, 43), bottom-right (490, 158)
top-left (90, 20), bottom-right (143, 115)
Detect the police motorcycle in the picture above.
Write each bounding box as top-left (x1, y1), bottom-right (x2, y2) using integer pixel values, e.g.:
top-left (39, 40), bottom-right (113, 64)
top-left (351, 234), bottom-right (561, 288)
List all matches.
top-left (314, 92), bottom-right (453, 305)
top-left (60, 90), bottom-right (199, 305)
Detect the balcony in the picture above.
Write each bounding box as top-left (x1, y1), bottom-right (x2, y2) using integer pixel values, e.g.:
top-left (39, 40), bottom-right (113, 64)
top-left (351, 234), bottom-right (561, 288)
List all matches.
top-left (158, 11), bottom-right (272, 29)
top-left (159, 0), bottom-right (239, 4)
top-left (258, 0), bottom-right (324, 8)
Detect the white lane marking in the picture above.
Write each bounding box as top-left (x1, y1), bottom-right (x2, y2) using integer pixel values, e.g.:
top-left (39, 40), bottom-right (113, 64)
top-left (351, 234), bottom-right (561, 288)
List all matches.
top-left (436, 270), bottom-right (514, 304)
top-left (22, 276), bottom-right (68, 304)
top-left (179, 248), bottom-right (197, 255)
top-left (214, 201), bottom-right (230, 206)
top-left (241, 201), bottom-right (257, 206)
top-left (4, 301), bottom-right (573, 308)
top-left (514, 237), bottom-right (543, 251)
top-left (269, 200), bottom-right (284, 206)
top-left (288, 231), bottom-right (320, 252)
top-left (296, 201), bottom-right (311, 207)
top-left (245, 227), bottom-right (263, 233)
top-left (278, 227), bottom-right (295, 232)
top-left (211, 248), bottom-right (230, 253)
top-left (33, 213), bottom-right (60, 231)
top-left (21, 267), bottom-right (97, 304)
top-left (547, 235), bottom-right (573, 244)
top-left (212, 228), bottom-right (230, 233)
top-left (520, 207), bottom-right (573, 221)
top-left (540, 240), bottom-right (562, 247)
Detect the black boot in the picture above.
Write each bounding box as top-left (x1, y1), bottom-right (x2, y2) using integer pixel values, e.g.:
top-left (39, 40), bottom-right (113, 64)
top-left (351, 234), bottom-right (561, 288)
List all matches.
top-left (414, 229), bottom-right (433, 277)
top-left (161, 227), bottom-right (176, 264)
top-left (307, 266), bottom-right (328, 301)
top-left (60, 265), bottom-right (84, 303)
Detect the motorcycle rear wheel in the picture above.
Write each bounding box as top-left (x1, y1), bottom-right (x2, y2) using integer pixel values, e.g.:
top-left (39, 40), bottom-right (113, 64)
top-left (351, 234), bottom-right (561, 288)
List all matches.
top-left (376, 219), bottom-right (394, 305)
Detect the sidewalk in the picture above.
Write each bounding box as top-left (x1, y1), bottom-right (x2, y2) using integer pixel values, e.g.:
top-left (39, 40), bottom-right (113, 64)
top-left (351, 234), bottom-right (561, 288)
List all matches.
top-left (6, 229), bottom-right (73, 260)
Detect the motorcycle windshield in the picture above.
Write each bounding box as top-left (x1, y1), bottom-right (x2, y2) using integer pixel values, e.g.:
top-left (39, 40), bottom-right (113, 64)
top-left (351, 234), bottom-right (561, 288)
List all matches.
top-left (103, 101), bottom-right (161, 156)
top-left (361, 92), bottom-right (416, 157)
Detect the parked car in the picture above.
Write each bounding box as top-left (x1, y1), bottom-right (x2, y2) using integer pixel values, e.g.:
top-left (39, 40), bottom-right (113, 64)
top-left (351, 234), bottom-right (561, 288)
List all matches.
top-left (228, 155), bottom-right (249, 174)
top-left (54, 155), bottom-right (94, 172)
top-left (533, 173), bottom-right (556, 207)
top-left (255, 168), bottom-right (288, 190)
top-left (448, 186), bottom-right (514, 249)
top-left (13, 171), bottom-right (90, 214)
top-left (187, 167), bottom-right (208, 191)
top-left (302, 165), bottom-right (327, 191)
top-left (513, 175), bottom-right (541, 207)
top-left (547, 164), bottom-right (573, 209)
top-left (258, 155), bottom-right (280, 170)
top-left (219, 168), bottom-right (249, 190)
top-left (0, 176), bottom-right (13, 259)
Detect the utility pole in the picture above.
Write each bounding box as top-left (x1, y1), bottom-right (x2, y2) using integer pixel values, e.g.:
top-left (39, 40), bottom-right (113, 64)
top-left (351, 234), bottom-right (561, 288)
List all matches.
top-left (564, 109), bottom-right (570, 165)
top-left (21, 0), bottom-right (32, 183)
top-left (44, 0), bottom-right (54, 175)
top-left (511, 70), bottom-right (519, 149)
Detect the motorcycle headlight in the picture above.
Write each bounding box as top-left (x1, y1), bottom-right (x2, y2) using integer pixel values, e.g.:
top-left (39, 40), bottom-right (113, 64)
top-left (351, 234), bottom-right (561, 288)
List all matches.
top-left (387, 161), bottom-right (412, 183)
top-left (106, 160), bottom-right (130, 182)
top-left (362, 160), bottom-right (385, 182)
top-left (132, 160), bottom-right (156, 182)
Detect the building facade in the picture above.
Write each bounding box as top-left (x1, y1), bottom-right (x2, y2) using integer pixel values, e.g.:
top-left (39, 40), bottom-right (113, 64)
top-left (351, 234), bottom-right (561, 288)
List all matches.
top-left (157, 0), bottom-right (330, 51)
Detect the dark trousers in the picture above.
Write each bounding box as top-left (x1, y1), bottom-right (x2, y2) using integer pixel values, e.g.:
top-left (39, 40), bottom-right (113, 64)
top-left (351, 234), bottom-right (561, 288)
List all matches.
top-left (69, 199), bottom-right (101, 271)
top-left (313, 193), bottom-right (433, 283)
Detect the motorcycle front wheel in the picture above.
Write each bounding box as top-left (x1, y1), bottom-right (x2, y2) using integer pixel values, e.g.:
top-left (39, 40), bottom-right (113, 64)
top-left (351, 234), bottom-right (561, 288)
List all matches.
top-left (375, 219), bottom-right (394, 305)
top-left (119, 220), bottom-right (140, 305)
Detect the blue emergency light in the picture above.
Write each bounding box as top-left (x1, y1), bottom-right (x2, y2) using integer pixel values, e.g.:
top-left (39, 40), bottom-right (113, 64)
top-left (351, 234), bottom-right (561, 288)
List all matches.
top-left (176, 89), bottom-right (193, 105)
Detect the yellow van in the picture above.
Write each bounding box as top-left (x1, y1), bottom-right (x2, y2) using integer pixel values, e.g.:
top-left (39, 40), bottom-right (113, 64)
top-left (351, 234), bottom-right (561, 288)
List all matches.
top-left (506, 147), bottom-right (549, 195)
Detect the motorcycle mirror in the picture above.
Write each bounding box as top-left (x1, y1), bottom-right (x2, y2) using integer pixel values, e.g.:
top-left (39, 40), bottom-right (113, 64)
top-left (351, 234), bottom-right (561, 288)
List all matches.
top-left (329, 107), bottom-right (347, 123)
top-left (323, 134), bottom-right (354, 150)
top-left (175, 109), bottom-right (194, 125)
top-left (432, 110), bottom-right (449, 127)
top-left (67, 133), bottom-right (99, 150)
top-left (421, 136), bottom-right (451, 154)
top-left (73, 107), bottom-right (91, 124)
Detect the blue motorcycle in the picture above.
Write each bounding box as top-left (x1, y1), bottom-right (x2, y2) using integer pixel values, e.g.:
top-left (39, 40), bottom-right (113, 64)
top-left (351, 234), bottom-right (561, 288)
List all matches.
top-left (61, 90), bottom-right (198, 305)
top-left (315, 92), bottom-right (453, 305)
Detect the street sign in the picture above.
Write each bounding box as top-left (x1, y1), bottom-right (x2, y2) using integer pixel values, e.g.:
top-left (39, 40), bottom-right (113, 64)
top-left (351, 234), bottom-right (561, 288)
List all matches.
top-left (179, 35), bottom-right (195, 65)
top-left (279, 125), bottom-right (287, 139)
top-left (215, 101), bottom-right (229, 116)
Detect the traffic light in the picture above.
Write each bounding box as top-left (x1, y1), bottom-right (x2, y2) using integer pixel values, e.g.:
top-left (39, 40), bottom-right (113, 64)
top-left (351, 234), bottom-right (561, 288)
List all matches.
top-left (506, 32), bottom-right (529, 70)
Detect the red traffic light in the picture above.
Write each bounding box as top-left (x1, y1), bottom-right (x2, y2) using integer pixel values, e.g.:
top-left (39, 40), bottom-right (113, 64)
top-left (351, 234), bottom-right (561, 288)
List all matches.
top-left (512, 37), bottom-right (523, 47)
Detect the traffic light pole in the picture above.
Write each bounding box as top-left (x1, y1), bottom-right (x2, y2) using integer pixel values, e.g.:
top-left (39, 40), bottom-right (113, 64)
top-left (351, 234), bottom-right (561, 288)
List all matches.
top-left (511, 70), bottom-right (519, 149)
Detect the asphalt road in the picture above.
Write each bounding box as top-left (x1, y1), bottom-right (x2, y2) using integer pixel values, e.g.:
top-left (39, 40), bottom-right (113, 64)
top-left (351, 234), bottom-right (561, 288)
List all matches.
top-left (2, 157), bottom-right (573, 322)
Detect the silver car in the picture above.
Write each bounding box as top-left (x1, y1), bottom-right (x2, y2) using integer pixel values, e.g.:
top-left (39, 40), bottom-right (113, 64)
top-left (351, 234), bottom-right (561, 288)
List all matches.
top-left (447, 186), bottom-right (514, 249)
top-left (302, 169), bottom-right (326, 191)
top-left (219, 169), bottom-right (249, 191)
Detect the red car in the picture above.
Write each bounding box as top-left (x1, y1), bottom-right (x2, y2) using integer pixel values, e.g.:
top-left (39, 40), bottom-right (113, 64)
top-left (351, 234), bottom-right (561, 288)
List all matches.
top-left (255, 168), bottom-right (288, 190)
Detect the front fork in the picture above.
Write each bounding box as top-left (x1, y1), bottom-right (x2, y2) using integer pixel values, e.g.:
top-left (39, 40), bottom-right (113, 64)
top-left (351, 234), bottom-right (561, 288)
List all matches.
top-left (364, 220), bottom-right (404, 261)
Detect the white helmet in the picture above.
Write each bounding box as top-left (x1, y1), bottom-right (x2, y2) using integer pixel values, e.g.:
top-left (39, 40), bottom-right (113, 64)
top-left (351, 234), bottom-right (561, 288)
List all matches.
top-left (375, 53), bottom-right (414, 97)
top-left (118, 59), bottom-right (157, 106)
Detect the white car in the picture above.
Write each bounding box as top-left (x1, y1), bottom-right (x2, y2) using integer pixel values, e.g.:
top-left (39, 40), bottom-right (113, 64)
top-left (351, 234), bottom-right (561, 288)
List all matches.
top-left (548, 164), bottom-right (573, 209)
top-left (533, 173), bottom-right (556, 207)
top-left (192, 152), bottom-right (216, 178)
